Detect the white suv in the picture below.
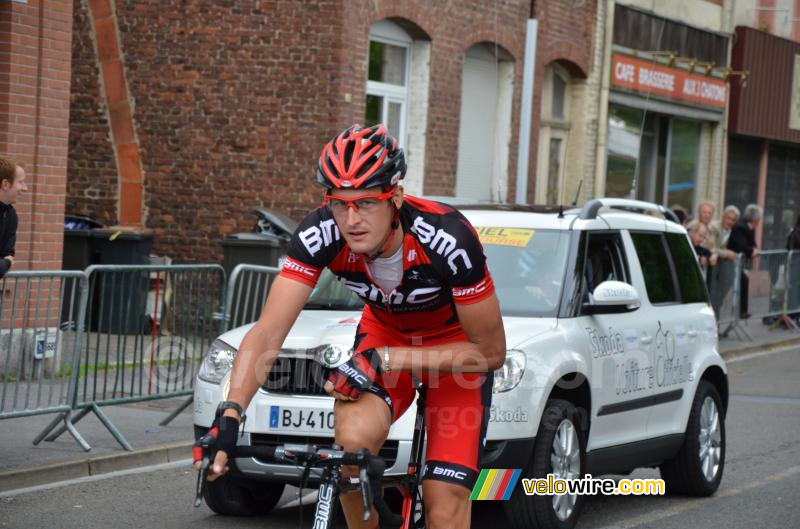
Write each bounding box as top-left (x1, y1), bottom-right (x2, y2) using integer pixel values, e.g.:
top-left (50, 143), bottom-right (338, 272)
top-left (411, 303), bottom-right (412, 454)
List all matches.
top-left (194, 198), bottom-right (727, 529)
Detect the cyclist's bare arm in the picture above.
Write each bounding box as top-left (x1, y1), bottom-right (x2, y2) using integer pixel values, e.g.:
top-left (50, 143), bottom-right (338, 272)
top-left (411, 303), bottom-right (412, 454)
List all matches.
top-left (387, 292), bottom-right (506, 373)
top-left (204, 275), bottom-right (312, 479)
top-left (225, 275), bottom-right (313, 411)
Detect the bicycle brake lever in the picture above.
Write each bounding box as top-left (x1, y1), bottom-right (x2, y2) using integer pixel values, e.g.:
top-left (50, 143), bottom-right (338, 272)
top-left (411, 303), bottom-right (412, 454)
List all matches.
top-left (359, 465), bottom-right (373, 522)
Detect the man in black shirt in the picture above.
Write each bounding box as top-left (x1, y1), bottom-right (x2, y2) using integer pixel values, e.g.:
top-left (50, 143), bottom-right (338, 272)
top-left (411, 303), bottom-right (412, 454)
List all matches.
top-left (0, 156), bottom-right (27, 278)
top-left (727, 204), bottom-right (762, 319)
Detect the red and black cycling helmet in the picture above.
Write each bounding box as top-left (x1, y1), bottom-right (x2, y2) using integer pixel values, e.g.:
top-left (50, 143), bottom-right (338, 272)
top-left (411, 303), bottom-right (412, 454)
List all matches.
top-left (316, 124), bottom-right (406, 189)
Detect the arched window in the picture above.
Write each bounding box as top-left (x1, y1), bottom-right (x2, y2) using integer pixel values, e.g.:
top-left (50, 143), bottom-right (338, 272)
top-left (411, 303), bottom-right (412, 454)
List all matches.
top-left (536, 63), bottom-right (572, 205)
top-left (367, 20), bottom-right (430, 196)
top-left (455, 43), bottom-right (515, 201)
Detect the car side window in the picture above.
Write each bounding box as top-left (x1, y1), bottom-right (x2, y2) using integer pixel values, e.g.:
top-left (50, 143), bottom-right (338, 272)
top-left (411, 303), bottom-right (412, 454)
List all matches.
top-left (584, 232), bottom-right (630, 294)
top-left (630, 232), bottom-right (678, 304)
top-left (665, 232), bottom-right (709, 304)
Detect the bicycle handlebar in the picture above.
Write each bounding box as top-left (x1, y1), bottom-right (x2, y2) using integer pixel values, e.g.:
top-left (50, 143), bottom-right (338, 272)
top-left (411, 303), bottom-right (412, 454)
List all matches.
top-left (194, 434), bottom-right (404, 529)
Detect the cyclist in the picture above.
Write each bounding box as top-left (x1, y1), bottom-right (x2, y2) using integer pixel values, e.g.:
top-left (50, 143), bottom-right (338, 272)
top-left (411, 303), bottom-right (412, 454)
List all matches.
top-left (202, 124), bottom-right (506, 529)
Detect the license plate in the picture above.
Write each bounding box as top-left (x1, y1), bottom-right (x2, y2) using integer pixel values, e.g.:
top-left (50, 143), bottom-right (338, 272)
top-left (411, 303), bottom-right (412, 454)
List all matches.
top-left (269, 405), bottom-right (335, 433)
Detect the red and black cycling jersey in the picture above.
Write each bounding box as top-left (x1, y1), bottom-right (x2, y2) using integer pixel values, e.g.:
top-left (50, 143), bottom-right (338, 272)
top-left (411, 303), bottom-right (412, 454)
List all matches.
top-left (279, 195), bottom-right (495, 337)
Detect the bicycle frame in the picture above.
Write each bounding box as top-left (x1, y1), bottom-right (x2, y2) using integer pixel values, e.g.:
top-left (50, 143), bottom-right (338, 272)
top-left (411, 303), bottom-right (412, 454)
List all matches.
top-left (311, 385), bottom-right (428, 529)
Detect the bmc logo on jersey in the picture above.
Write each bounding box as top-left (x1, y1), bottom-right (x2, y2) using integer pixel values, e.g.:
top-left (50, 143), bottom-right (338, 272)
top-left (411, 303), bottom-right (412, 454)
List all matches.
top-left (299, 218), bottom-right (340, 256)
top-left (343, 280), bottom-right (441, 305)
top-left (452, 280), bottom-right (489, 298)
top-left (282, 257), bottom-right (316, 277)
top-left (410, 216), bottom-right (472, 274)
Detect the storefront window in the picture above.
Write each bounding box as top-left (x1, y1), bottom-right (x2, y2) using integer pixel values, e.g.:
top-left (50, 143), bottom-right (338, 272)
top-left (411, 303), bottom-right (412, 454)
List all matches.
top-left (666, 119), bottom-right (699, 210)
top-left (606, 106), bottom-right (700, 211)
top-left (725, 137), bottom-right (760, 217)
top-left (765, 145), bottom-right (800, 250)
top-left (606, 106), bottom-right (643, 198)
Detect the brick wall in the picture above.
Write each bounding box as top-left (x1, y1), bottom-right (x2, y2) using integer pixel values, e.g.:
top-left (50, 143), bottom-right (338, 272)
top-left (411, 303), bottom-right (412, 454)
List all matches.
top-left (67, 0), bottom-right (534, 263)
top-left (528, 0), bottom-right (597, 203)
top-left (111, 0), bottom-right (346, 262)
top-left (66, 0), bottom-right (117, 225)
top-left (0, 0), bottom-right (73, 271)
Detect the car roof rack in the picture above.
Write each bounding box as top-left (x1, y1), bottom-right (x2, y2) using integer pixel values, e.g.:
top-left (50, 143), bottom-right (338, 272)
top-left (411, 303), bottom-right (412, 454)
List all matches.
top-left (579, 198), bottom-right (680, 224)
top-left (456, 203), bottom-right (570, 214)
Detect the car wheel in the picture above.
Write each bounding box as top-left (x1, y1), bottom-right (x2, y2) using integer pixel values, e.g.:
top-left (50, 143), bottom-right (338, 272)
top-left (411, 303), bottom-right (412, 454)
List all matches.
top-left (193, 426), bottom-right (285, 515)
top-left (202, 474), bottom-right (285, 516)
top-left (504, 398), bottom-right (587, 529)
top-left (659, 380), bottom-right (725, 496)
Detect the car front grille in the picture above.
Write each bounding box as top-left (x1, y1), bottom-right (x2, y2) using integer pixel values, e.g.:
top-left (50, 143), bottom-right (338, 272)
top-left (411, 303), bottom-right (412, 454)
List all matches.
top-left (250, 433), bottom-right (400, 468)
top-left (260, 356), bottom-right (332, 396)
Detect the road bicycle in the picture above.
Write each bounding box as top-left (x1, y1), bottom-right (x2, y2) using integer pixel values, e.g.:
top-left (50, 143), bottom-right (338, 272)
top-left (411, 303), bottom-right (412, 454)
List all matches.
top-left (194, 385), bottom-right (428, 529)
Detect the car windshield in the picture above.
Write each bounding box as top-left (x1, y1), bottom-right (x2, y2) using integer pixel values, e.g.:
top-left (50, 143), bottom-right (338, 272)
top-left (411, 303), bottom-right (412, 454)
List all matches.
top-left (303, 228), bottom-right (571, 316)
top-left (305, 269), bottom-right (365, 310)
top-left (480, 228), bottom-right (571, 317)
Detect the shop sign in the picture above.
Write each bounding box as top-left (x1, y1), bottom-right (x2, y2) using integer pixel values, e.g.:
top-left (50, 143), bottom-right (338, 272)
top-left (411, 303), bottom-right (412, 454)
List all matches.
top-left (790, 55), bottom-right (800, 131)
top-left (612, 53), bottom-right (727, 109)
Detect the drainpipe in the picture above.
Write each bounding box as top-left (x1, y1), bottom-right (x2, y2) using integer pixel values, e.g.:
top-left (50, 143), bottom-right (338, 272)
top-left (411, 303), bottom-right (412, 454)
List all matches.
top-left (593, 0), bottom-right (615, 199)
top-left (515, 19), bottom-right (538, 204)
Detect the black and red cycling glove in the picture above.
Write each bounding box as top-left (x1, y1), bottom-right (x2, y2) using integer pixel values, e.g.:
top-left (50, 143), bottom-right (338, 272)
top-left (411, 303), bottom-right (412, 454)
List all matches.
top-left (326, 348), bottom-right (382, 399)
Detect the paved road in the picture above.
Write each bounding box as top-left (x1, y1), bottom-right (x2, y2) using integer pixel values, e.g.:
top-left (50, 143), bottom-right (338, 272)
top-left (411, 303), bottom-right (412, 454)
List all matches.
top-left (2, 346), bottom-right (799, 529)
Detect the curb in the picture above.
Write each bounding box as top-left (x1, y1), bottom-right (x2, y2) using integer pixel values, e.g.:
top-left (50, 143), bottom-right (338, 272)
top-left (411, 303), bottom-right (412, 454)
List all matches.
top-left (0, 440), bottom-right (193, 493)
top-left (719, 336), bottom-right (800, 360)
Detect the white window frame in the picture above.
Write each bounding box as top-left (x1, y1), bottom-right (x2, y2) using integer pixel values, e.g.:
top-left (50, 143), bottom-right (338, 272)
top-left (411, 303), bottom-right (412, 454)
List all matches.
top-left (367, 21), bottom-right (412, 149)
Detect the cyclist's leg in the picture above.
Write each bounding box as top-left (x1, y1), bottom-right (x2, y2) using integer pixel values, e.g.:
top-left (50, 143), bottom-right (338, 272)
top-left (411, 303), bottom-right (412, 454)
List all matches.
top-left (335, 392), bottom-right (394, 529)
top-left (335, 320), bottom-right (416, 529)
top-left (421, 372), bottom-right (491, 529)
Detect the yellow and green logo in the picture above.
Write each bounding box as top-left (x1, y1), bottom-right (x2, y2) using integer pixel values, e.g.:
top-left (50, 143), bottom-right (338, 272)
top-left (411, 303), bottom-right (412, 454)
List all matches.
top-left (469, 469), bottom-right (522, 500)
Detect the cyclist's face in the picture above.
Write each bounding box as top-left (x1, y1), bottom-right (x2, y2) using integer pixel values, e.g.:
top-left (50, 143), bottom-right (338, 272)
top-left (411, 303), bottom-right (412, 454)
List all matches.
top-left (327, 186), bottom-right (402, 255)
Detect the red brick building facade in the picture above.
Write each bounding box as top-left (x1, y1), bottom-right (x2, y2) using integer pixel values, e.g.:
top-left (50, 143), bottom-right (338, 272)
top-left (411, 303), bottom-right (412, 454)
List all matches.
top-left (3, 0), bottom-right (599, 266)
top-left (1, 0), bottom-right (73, 270)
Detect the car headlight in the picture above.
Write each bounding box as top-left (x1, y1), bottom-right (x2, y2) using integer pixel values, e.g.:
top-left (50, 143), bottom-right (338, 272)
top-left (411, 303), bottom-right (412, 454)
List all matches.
top-left (198, 339), bottom-right (237, 384)
top-left (493, 349), bottom-right (526, 393)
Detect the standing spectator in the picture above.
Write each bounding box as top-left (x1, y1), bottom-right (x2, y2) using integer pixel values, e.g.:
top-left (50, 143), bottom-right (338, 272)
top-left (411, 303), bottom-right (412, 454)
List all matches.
top-left (713, 205), bottom-right (740, 262)
top-left (727, 204), bottom-right (762, 319)
top-left (707, 205), bottom-right (740, 317)
top-left (687, 220), bottom-right (712, 269)
top-left (0, 157), bottom-right (27, 278)
top-left (697, 200), bottom-right (719, 266)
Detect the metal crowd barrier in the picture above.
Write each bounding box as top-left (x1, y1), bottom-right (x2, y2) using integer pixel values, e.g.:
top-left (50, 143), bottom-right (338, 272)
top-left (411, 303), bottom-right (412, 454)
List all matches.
top-left (32, 264), bottom-right (226, 451)
top-left (708, 253), bottom-right (740, 328)
top-left (710, 250), bottom-right (800, 340)
top-left (0, 271), bottom-right (91, 449)
top-left (223, 264), bottom-right (281, 331)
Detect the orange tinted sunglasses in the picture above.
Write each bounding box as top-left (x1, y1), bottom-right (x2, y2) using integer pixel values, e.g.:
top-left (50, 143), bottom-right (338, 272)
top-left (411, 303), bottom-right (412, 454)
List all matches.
top-left (323, 189), bottom-right (395, 213)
